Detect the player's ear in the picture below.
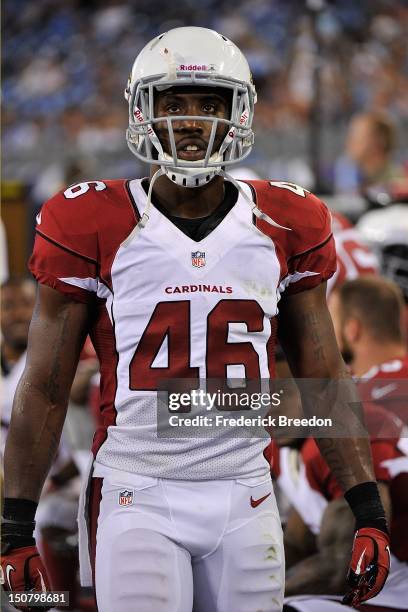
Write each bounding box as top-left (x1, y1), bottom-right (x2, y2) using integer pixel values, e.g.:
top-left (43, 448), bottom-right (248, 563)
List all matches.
top-left (344, 317), bottom-right (361, 344)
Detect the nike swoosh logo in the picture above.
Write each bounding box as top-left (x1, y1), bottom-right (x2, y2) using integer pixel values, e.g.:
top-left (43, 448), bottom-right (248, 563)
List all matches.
top-left (356, 547), bottom-right (366, 574)
top-left (250, 493), bottom-right (271, 508)
top-left (36, 211), bottom-right (42, 225)
top-left (371, 383), bottom-right (397, 400)
top-left (6, 564), bottom-right (15, 590)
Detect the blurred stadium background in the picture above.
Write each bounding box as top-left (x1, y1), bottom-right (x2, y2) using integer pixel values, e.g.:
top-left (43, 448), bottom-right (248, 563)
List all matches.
top-left (2, 0), bottom-right (408, 277)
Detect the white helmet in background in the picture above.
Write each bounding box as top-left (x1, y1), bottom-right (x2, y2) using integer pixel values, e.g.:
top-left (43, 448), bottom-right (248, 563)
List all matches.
top-left (125, 27), bottom-right (257, 188)
top-left (357, 204), bottom-right (408, 300)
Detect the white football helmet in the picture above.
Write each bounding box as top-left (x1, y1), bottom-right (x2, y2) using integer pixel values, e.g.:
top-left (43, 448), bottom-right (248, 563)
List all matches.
top-left (125, 27), bottom-right (257, 188)
top-left (357, 205), bottom-right (408, 300)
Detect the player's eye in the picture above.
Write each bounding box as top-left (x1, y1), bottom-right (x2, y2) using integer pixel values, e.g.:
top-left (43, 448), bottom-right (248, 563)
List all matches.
top-left (202, 103), bottom-right (217, 113)
top-left (165, 103), bottom-right (181, 114)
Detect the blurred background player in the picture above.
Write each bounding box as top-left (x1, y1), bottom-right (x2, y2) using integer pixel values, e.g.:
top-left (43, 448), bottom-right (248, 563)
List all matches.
top-left (271, 206), bottom-right (379, 519)
top-left (1, 277), bottom-right (96, 611)
top-left (270, 401), bottom-right (408, 612)
top-left (329, 276), bottom-right (408, 425)
top-left (357, 203), bottom-right (408, 340)
top-left (328, 209), bottom-right (379, 295)
top-left (1, 277), bottom-right (36, 463)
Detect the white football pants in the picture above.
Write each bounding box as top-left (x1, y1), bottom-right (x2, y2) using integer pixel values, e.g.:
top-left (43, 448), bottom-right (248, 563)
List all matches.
top-left (94, 474), bottom-right (284, 612)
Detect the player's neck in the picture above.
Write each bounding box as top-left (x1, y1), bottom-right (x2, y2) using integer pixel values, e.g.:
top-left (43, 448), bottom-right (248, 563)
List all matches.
top-left (351, 341), bottom-right (406, 376)
top-left (148, 168), bottom-right (225, 219)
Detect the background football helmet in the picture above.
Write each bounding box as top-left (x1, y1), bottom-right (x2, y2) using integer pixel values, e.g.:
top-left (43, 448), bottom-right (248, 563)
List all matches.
top-left (357, 204), bottom-right (408, 301)
top-left (125, 26), bottom-right (256, 188)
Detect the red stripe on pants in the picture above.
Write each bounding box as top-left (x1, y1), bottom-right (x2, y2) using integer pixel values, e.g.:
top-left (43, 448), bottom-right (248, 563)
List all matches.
top-left (88, 477), bottom-right (103, 591)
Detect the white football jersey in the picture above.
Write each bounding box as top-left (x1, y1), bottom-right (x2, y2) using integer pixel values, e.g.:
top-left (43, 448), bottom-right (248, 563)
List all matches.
top-left (30, 178), bottom-right (336, 479)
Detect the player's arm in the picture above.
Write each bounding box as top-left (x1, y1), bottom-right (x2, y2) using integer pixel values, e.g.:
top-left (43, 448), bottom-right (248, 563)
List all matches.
top-left (285, 484), bottom-right (391, 596)
top-left (284, 508), bottom-right (317, 570)
top-left (285, 498), bottom-right (355, 596)
top-left (1, 285), bottom-right (89, 601)
top-left (278, 282), bottom-right (375, 489)
top-left (278, 282), bottom-right (391, 604)
top-left (4, 284), bottom-right (89, 502)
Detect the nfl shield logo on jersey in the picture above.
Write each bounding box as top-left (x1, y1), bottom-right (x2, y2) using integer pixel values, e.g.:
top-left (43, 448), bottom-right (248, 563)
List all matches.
top-left (191, 251), bottom-right (206, 268)
top-left (118, 489), bottom-right (134, 506)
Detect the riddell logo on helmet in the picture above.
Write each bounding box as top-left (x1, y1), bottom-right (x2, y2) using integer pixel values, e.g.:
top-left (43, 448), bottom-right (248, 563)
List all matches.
top-left (134, 108), bottom-right (144, 123)
top-left (240, 111), bottom-right (249, 125)
top-left (178, 64), bottom-right (214, 71)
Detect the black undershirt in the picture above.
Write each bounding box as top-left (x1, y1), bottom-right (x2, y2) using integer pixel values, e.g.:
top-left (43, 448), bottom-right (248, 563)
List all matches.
top-left (141, 179), bottom-right (239, 241)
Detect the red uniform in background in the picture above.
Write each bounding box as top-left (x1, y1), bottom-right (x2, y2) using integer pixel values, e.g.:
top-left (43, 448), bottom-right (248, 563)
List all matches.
top-left (357, 356), bottom-right (408, 425)
top-left (269, 403), bottom-right (408, 610)
top-left (327, 211), bottom-right (379, 295)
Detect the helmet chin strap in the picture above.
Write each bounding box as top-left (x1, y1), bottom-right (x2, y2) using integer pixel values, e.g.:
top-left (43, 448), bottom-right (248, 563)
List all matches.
top-left (124, 166), bottom-right (291, 245)
top-left (122, 168), bottom-right (165, 245)
top-left (219, 170), bottom-right (292, 231)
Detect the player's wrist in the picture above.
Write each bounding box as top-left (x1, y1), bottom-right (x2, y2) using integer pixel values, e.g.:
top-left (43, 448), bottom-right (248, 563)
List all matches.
top-left (344, 481), bottom-right (389, 534)
top-left (2, 498), bottom-right (38, 550)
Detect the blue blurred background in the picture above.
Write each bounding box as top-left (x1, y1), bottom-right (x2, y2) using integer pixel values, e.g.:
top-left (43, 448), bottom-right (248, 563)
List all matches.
top-left (2, 0), bottom-right (408, 274)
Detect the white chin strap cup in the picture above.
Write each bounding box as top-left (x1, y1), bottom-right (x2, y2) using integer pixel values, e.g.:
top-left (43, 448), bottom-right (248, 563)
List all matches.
top-left (160, 153), bottom-right (223, 188)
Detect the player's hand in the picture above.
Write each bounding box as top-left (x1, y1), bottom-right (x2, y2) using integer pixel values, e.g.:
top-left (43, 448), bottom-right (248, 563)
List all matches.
top-left (1, 545), bottom-right (52, 611)
top-left (342, 527), bottom-right (390, 607)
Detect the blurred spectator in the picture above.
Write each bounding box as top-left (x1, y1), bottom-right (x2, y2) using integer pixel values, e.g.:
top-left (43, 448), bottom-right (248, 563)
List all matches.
top-left (335, 112), bottom-right (406, 194)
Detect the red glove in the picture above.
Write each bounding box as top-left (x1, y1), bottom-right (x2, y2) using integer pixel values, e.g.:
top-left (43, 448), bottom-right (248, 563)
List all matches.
top-left (343, 527), bottom-right (390, 607)
top-left (1, 545), bottom-right (51, 611)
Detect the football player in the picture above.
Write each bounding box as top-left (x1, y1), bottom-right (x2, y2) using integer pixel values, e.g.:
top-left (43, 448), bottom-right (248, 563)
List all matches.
top-left (329, 276), bottom-right (408, 424)
top-left (1, 278), bottom-right (36, 462)
top-left (1, 27), bottom-right (391, 611)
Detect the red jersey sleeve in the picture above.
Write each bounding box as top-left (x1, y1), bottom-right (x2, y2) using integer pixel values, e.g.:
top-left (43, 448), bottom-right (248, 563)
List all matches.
top-left (248, 181), bottom-right (337, 295)
top-left (29, 183), bottom-right (101, 303)
top-left (28, 180), bottom-right (138, 302)
top-left (30, 234), bottom-right (98, 303)
top-left (283, 191), bottom-right (336, 295)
